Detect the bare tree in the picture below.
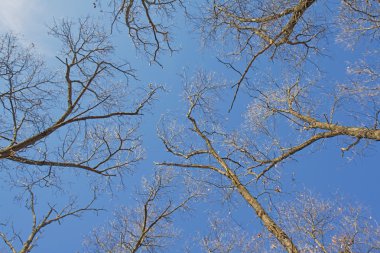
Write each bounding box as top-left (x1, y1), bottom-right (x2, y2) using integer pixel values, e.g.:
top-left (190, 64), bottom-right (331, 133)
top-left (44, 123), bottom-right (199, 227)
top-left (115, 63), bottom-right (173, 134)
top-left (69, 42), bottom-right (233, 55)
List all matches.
top-left (197, 0), bottom-right (324, 109)
top-left (158, 73), bottom-right (299, 252)
top-left (0, 18), bottom-right (160, 182)
top-left (337, 0), bottom-right (380, 47)
top-left (96, 1), bottom-right (378, 108)
top-left (199, 192), bottom-right (380, 253)
top-left (84, 169), bottom-right (196, 253)
top-left (96, 0), bottom-right (185, 64)
top-left (240, 58), bottom-right (379, 180)
top-left (1, 1), bottom-right (378, 252)
top-left (0, 185), bottom-right (100, 253)
top-left (194, 0), bottom-right (380, 109)
top-left (272, 192), bottom-right (380, 253)
top-left (81, 1), bottom-right (379, 252)
top-left (0, 17), bottom-right (161, 252)
top-left (157, 68), bottom-right (379, 252)
top-left (88, 0), bottom-right (380, 251)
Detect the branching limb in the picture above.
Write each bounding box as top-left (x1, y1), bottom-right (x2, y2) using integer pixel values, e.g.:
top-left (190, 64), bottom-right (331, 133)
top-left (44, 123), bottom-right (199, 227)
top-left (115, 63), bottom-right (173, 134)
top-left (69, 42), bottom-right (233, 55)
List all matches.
top-left (86, 169), bottom-right (197, 253)
top-left (98, 0), bottom-right (184, 63)
top-left (0, 19), bottom-right (158, 179)
top-left (0, 187), bottom-right (101, 253)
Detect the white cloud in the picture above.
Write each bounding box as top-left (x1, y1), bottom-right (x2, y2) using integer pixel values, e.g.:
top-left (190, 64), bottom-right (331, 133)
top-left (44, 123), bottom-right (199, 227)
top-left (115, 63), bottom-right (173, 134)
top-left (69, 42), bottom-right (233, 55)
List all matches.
top-left (0, 0), bottom-right (44, 34)
top-left (0, 0), bottom-right (95, 56)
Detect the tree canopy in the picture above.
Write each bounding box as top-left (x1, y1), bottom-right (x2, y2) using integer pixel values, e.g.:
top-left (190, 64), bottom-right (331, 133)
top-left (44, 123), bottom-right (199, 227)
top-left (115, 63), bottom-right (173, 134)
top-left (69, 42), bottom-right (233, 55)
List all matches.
top-left (0, 0), bottom-right (379, 252)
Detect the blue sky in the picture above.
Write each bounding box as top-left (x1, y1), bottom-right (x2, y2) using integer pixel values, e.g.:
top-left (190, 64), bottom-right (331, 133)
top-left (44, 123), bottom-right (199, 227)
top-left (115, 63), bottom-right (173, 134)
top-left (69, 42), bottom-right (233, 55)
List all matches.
top-left (0, 1), bottom-right (379, 252)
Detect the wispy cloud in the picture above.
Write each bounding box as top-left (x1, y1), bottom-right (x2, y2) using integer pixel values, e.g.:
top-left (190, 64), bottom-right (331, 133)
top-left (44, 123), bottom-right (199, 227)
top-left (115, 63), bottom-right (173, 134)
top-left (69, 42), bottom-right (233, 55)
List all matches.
top-left (0, 0), bottom-right (45, 35)
top-left (0, 0), bottom-right (96, 56)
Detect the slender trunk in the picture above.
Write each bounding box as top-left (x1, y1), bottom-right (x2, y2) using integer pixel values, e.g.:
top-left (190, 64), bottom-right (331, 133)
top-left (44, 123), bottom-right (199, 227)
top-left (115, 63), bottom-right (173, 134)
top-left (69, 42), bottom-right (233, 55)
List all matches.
top-left (189, 114), bottom-right (299, 252)
top-left (228, 172), bottom-right (299, 253)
